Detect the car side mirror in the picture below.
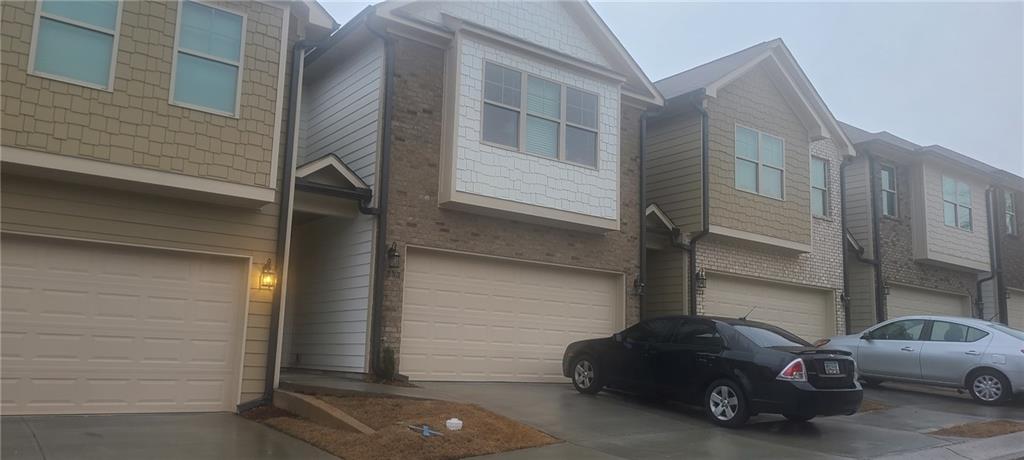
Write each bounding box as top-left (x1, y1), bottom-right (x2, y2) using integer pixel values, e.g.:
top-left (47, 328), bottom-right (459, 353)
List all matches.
top-left (613, 333), bottom-right (623, 343)
top-left (860, 333), bottom-right (872, 341)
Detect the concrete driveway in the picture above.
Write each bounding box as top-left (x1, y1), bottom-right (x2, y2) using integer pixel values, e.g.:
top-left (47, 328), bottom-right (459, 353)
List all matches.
top-left (416, 381), bottom-right (1024, 460)
top-left (1, 412), bottom-right (336, 460)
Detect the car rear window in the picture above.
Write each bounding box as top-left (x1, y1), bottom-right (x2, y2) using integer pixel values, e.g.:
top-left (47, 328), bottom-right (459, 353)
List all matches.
top-left (732, 324), bottom-right (811, 348)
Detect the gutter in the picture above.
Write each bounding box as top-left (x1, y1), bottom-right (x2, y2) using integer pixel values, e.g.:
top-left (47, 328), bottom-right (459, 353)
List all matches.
top-left (365, 14), bottom-right (394, 377)
top-left (839, 159), bottom-right (851, 333)
top-left (688, 96), bottom-right (711, 315)
top-left (639, 112), bottom-right (648, 312)
top-left (294, 179), bottom-right (379, 215)
top-left (976, 187), bottom-right (998, 320)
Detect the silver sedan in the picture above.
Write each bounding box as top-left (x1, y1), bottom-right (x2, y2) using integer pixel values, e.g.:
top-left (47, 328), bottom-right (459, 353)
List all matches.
top-left (818, 316), bottom-right (1024, 405)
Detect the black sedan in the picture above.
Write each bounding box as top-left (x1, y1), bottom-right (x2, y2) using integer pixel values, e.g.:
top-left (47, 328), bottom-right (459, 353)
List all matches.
top-left (562, 315), bottom-right (863, 427)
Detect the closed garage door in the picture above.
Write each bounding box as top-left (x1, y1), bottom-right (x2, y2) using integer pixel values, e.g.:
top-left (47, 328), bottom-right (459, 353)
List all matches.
top-left (1, 235), bottom-right (247, 415)
top-left (1008, 289), bottom-right (1024, 330)
top-left (702, 274), bottom-right (835, 341)
top-left (887, 286), bottom-right (969, 320)
top-left (400, 248), bottom-right (624, 382)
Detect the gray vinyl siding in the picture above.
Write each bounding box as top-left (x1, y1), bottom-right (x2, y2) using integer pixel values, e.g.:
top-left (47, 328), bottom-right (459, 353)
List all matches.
top-left (299, 41), bottom-right (385, 188)
top-left (843, 155), bottom-right (874, 255)
top-left (646, 111), bottom-right (703, 235)
top-left (0, 174), bottom-right (278, 403)
top-left (846, 259), bottom-right (877, 332)
top-left (644, 248), bottom-right (688, 318)
top-left (282, 214), bottom-right (373, 373)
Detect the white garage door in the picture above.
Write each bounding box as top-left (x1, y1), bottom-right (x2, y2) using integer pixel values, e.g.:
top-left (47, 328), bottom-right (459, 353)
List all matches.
top-left (1, 235), bottom-right (247, 415)
top-left (887, 286), bottom-right (969, 320)
top-left (1008, 289), bottom-right (1024, 331)
top-left (400, 248), bottom-right (624, 382)
top-left (702, 274), bottom-right (835, 341)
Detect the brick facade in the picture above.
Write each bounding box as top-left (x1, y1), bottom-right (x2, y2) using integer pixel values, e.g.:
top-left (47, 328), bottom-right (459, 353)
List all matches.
top-left (378, 37), bottom-right (642, 358)
top-left (1, 0), bottom-right (284, 188)
top-left (997, 189), bottom-right (1024, 291)
top-left (877, 163), bottom-right (977, 301)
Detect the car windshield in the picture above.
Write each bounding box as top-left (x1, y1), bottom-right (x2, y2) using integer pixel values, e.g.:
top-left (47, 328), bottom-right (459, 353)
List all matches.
top-left (989, 324), bottom-right (1024, 342)
top-left (732, 324), bottom-right (811, 348)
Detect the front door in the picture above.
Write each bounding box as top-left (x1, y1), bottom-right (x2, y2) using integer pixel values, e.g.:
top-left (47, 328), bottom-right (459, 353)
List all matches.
top-left (920, 321), bottom-right (992, 384)
top-left (857, 319), bottom-right (927, 380)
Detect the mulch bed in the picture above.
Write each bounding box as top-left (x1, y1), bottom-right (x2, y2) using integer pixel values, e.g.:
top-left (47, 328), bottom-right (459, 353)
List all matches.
top-left (928, 420), bottom-right (1024, 438)
top-left (858, 399), bottom-right (891, 413)
top-left (247, 395), bottom-right (557, 460)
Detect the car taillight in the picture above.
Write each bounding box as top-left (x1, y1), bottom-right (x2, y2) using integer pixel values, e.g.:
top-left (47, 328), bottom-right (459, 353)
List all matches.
top-left (777, 358), bottom-right (807, 382)
top-left (813, 338), bottom-right (830, 348)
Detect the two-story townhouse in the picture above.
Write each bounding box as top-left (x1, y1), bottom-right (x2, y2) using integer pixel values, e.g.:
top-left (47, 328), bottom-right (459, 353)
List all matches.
top-left (641, 39), bottom-right (853, 342)
top-left (275, 0), bottom-right (662, 383)
top-left (840, 122), bottom-right (1017, 332)
top-left (0, 0), bottom-right (335, 414)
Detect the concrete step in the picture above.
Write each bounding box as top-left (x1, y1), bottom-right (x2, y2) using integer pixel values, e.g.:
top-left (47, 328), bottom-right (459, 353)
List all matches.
top-left (272, 389), bottom-right (376, 434)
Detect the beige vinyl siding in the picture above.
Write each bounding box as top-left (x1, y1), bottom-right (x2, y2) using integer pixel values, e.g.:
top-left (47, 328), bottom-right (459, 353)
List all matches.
top-left (913, 163), bottom-right (990, 271)
top-left (0, 174), bottom-right (278, 404)
top-left (844, 155), bottom-right (874, 255)
top-left (644, 248), bottom-right (688, 319)
top-left (846, 260), bottom-right (877, 332)
top-left (646, 112), bottom-right (703, 235)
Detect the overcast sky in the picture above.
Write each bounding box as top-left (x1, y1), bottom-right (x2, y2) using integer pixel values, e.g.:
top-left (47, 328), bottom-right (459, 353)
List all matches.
top-left (320, 1), bottom-right (1024, 175)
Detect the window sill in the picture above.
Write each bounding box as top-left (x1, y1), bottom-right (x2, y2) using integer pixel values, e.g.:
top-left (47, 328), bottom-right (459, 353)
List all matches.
top-left (734, 186), bottom-right (785, 202)
top-left (168, 99), bottom-right (240, 119)
top-left (28, 69), bottom-right (113, 93)
top-left (813, 214), bottom-right (833, 222)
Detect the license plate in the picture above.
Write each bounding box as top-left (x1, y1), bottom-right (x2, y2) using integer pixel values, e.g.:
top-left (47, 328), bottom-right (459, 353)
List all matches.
top-left (824, 360), bottom-right (841, 375)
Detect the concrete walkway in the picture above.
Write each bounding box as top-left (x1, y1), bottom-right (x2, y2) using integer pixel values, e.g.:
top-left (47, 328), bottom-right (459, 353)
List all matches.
top-left (0, 413), bottom-right (336, 460)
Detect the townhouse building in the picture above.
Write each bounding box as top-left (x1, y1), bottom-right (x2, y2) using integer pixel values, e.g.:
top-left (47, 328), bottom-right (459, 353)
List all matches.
top-left (641, 39), bottom-right (853, 342)
top-left (0, 0), bottom-right (335, 414)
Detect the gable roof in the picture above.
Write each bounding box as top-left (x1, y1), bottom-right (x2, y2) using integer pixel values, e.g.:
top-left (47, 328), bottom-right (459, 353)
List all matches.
top-left (368, 0), bottom-right (662, 106)
top-left (296, 154), bottom-right (369, 190)
top-left (656, 39), bottom-right (853, 156)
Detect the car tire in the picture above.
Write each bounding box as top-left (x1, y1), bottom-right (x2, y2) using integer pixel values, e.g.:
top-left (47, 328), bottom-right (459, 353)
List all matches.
top-left (571, 356), bottom-right (604, 395)
top-left (860, 378), bottom-right (883, 388)
top-left (967, 369), bottom-right (1012, 405)
top-left (704, 379), bottom-right (750, 427)
top-left (783, 413), bottom-right (816, 423)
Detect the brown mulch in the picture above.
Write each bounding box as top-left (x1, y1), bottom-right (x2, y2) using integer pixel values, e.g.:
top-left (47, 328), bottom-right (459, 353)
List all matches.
top-left (858, 399), bottom-right (892, 413)
top-left (253, 395), bottom-right (557, 460)
top-left (928, 420), bottom-right (1024, 438)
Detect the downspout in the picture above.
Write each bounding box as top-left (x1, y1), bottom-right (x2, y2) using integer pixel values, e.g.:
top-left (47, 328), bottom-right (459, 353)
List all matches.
top-left (866, 153), bottom-right (886, 323)
top-left (976, 188), bottom-right (997, 320)
top-left (839, 159), bottom-right (852, 334)
top-left (639, 112), bottom-right (648, 313)
top-left (366, 16), bottom-right (394, 376)
top-left (257, 38), bottom-right (316, 408)
top-left (688, 96), bottom-right (711, 315)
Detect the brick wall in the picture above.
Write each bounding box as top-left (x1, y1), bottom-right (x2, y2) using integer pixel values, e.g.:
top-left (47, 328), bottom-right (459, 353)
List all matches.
top-left (1, 0), bottom-right (284, 188)
top-left (379, 37), bottom-right (642, 356)
top-left (706, 63), bottom-right (812, 246)
top-left (878, 163), bottom-right (977, 300)
top-left (997, 189), bottom-right (1024, 291)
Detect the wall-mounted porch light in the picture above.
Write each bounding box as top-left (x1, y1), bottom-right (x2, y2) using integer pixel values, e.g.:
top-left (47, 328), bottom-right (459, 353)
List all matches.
top-left (387, 242), bottom-right (401, 269)
top-left (259, 258), bottom-right (277, 289)
top-left (695, 268), bottom-right (707, 290)
top-left (882, 283), bottom-right (890, 296)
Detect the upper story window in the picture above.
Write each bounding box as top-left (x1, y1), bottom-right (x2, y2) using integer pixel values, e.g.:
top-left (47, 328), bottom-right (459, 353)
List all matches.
top-left (171, 1), bottom-right (245, 116)
top-left (942, 176), bottom-right (972, 231)
top-left (734, 125), bottom-right (784, 199)
top-left (30, 0), bottom-right (121, 90)
top-left (1006, 190), bottom-right (1018, 236)
top-left (879, 165), bottom-right (897, 217)
top-left (810, 156), bottom-right (829, 217)
top-left (482, 62), bottom-right (599, 168)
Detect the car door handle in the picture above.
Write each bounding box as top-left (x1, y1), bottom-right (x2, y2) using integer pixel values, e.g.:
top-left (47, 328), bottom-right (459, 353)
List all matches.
top-left (965, 350), bottom-right (981, 356)
top-left (900, 346), bottom-right (915, 352)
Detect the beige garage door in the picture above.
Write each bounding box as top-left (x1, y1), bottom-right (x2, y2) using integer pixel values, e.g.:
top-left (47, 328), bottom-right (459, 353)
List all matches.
top-left (1, 235), bottom-right (247, 415)
top-left (887, 286), bottom-right (969, 320)
top-left (400, 248), bottom-right (624, 382)
top-left (702, 274), bottom-right (835, 341)
top-left (1008, 289), bottom-right (1024, 330)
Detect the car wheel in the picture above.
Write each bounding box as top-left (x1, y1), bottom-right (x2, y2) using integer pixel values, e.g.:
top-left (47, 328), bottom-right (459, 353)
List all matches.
top-left (704, 379), bottom-right (750, 427)
top-left (783, 413), bottom-right (816, 423)
top-left (860, 378), bottom-right (883, 388)
top-left (968, 369), bottom-right (1011, 405)
top-left (571, 356), bottom-right (603, 395)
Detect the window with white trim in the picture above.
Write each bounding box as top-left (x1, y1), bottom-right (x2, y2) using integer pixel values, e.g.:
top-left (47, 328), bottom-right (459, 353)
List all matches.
top-left (734, 125), bottom-right (784, 199)
top-left (482, 62), bottom-right (599, 168)
top-left (171, 1), bottom-right (244, 116)
top-left (811, 156), bottom-right (829, 217)
top-left (942, 176), bottom-right (972, 231)
top-left (1006, 190), bottom-right (1017, 236)
top-left (880, 165), bottom-right (897, 217)
top-left (31, 0), bottom-right (121, 89)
